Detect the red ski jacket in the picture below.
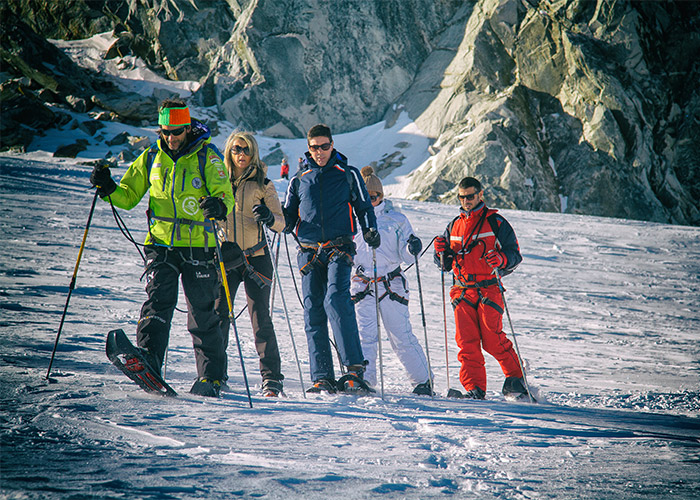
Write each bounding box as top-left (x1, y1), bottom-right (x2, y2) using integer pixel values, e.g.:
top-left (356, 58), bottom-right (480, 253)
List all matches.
top-left (435, 203), bottom-right (521, 285)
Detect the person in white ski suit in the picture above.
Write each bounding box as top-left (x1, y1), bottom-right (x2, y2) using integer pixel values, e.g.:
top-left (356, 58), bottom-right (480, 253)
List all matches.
top-left (351, 166), bottom-right (433, 395)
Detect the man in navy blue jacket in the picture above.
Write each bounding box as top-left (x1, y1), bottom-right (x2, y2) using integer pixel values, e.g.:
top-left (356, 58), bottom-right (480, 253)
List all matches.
top-left (284, 124), bottom-right (380, 393)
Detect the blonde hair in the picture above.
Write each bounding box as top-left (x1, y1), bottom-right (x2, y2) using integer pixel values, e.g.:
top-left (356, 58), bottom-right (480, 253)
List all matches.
top-left (223, 131), bottom-right (266, 187)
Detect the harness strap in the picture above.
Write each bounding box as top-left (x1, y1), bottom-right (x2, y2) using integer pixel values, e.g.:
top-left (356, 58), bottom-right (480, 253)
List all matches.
top-left (148, 212), bottom-right (212, 247)
top-left (244, 239), bottom-right (267, 257)
top-left (140, 246), bottom-right (214, 280)
top-left (451, 288), bottom-right (478, 310)
top-left (450, 286), bottom-right (504, 314)
top-left (480, 293), bottom-right (504, 314)
top-left (351, 266), bottom-right (408, 305)
top-left (454, 275), bottom-right (498, 288)
top-left (299, 236), bottom-right (354, 276)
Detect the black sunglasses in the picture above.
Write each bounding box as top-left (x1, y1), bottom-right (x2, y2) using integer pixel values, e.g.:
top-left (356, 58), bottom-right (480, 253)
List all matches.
top-left (308, 142), bottom-right (332, 152)
top-left (370, 194), bottom-right (382, 202)
top-left (160, 126), bottom-right (187, 137)
top-left (232, 145), bottom-right (251, 156)
top-left (458, 192), bottom-right (479, 201)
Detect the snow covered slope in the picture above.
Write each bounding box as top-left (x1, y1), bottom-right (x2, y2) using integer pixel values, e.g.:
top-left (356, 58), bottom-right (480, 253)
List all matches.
top-left (1, 156), bottom-right (698, 499)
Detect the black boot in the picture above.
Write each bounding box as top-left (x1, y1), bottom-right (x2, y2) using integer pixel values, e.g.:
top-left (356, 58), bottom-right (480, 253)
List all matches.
top-left (412, 380), bottom-right (435, 396)
top-left (502, 377), bottom-right (527, 397)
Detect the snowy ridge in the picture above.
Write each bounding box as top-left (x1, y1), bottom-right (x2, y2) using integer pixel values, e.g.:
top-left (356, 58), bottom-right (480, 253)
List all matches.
top-left (1, 156), bottom-right (699, 499)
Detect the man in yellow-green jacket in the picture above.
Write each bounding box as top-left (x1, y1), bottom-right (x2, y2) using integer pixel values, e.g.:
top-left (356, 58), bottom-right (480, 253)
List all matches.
top-left (90, 99), bottom-right (234, 397)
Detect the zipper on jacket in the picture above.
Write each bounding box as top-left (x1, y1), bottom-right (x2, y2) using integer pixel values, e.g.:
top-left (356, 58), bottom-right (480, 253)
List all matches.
top-left (169, 158), bottom-right (178, 247)
top-left (319, 167), bottom-right (325, 242)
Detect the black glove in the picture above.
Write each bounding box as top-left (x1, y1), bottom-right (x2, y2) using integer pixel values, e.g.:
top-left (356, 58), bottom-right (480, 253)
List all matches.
top-left (407, 234), bottom-right (422, 256)
top-left (90, 165), bottom-right (117, 197)
top-left (282, 208), bottom-right (296, 234)
top-left (199, 196), bottom-right (227, 220)
top-left (363, 228), bottom-right (381, 249)
top-left (252, 204), bottom-right (275, 227)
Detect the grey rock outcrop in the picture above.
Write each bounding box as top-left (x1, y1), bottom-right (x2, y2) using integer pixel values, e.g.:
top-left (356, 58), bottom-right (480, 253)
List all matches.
top-left (395, 0), bottom-right (699, 225)
top-left (2, 0), bottom-right (699, 225)
top-left (198, 0), bottom-right (463, 136)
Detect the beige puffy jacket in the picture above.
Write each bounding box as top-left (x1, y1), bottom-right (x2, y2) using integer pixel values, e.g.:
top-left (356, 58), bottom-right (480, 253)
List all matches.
top-left (219, 164), bottom-right (284, 257)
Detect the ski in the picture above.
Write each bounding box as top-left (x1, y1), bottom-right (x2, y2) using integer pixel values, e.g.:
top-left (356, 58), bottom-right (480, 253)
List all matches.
top-left (106, 328), bottom-right (177, 397)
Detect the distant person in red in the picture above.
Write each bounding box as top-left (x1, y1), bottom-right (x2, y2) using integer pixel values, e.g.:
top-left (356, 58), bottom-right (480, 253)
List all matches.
top-left (280, 157), bottom-right (289, 179)
top-left (433, 176), bottom-right (529, 400)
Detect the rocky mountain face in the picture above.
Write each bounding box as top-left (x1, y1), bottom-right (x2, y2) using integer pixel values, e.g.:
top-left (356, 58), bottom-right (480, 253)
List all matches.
top-left (2, 0), bottom-right (698, 225)
top-left (396, 0), bottom-right (699, 225)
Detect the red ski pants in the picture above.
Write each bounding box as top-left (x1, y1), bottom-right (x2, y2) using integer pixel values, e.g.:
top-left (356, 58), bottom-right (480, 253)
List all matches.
top-left (450, 285), bottom-right (522, 392)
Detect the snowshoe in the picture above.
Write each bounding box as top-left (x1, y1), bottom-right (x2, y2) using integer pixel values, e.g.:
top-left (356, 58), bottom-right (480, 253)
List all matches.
top-left (502, 377), bottom-right (536, 402)
top-left (306, 378), bottom-right (337, 394)
top-left (448, 386), bottom-right (486, 399)
top-left (337, 372), bottom-right (375, 395)
top-left (106, 329), bottom-right (176, 397)
top-left (261, 379), bottom-right (284, 397)
top-left (446, 388), bottom-right (465, 398)
top-left (412, 380), bottom-right (435, 396)
top-left (190, 377), bottom-right (222, 398)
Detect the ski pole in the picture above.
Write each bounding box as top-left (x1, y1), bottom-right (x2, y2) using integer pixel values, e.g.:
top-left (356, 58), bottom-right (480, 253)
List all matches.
top-left (493, 269), bottom-right (534, 403)
top-left (46, 190), bottom-right (99, 380)
top-left (210, 219), bottom-right (253, 408)
top-left (414, 253), bottom-right (434, 396)
top-left (440, 253), bottom-right (451, 393)
top-left (372, 248), bottom-right (385, 400)
top-left (262, 226), bottom-right (306, 396)
top-left (269, 232), bottom-right (281, 319)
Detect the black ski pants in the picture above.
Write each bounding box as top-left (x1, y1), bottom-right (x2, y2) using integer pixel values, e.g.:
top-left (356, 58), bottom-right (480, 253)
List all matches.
top-left (215, 251), bottom-right (283, 382)
top-left (137, 245), bottom-right (225, 381)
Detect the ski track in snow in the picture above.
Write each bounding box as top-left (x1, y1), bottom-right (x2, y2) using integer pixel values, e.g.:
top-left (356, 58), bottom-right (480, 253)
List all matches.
top-left (1, 155), bottom-right (700, 499)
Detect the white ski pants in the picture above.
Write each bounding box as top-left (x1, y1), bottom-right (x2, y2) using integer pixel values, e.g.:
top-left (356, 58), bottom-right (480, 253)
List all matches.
top-left (351, 273), bottom-right (431, 387)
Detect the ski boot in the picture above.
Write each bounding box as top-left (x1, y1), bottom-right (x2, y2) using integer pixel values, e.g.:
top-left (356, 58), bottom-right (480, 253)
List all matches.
top-left (262, 378), bottom-right (284, 397)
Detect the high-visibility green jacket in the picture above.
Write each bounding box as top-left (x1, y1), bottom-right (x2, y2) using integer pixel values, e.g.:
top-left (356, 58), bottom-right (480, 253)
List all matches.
top-left (105, 120), bottom-right (234, 248)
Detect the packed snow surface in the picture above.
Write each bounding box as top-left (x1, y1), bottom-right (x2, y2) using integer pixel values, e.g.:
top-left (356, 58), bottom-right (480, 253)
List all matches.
top-left (1, 156), bottom-right (699, 499)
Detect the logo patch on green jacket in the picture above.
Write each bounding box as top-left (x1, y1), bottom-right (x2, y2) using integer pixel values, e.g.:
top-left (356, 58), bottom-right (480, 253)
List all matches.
top-left (182, 196), bottom-right (199, 217)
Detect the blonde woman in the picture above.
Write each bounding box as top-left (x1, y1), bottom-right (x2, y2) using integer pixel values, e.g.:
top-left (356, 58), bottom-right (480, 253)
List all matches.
top-left (216, 132), bottom-right (285, 396)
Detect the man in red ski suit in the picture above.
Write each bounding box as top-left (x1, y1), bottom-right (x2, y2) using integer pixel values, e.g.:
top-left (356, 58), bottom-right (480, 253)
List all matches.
top-left (434, 177), bottom-right (529, 400)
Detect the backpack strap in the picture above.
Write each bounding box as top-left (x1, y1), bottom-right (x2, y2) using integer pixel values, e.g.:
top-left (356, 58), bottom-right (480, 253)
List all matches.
top-left (145, 143), bottom-right (159, 183)
top-left (145, 142), bottom-right (217, 196)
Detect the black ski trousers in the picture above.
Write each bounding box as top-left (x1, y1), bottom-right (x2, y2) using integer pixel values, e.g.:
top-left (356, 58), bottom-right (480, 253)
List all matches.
top-left (137, 245), bottom-right (225, 381)
top-left (215, 251), bottom-right (283, 383)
